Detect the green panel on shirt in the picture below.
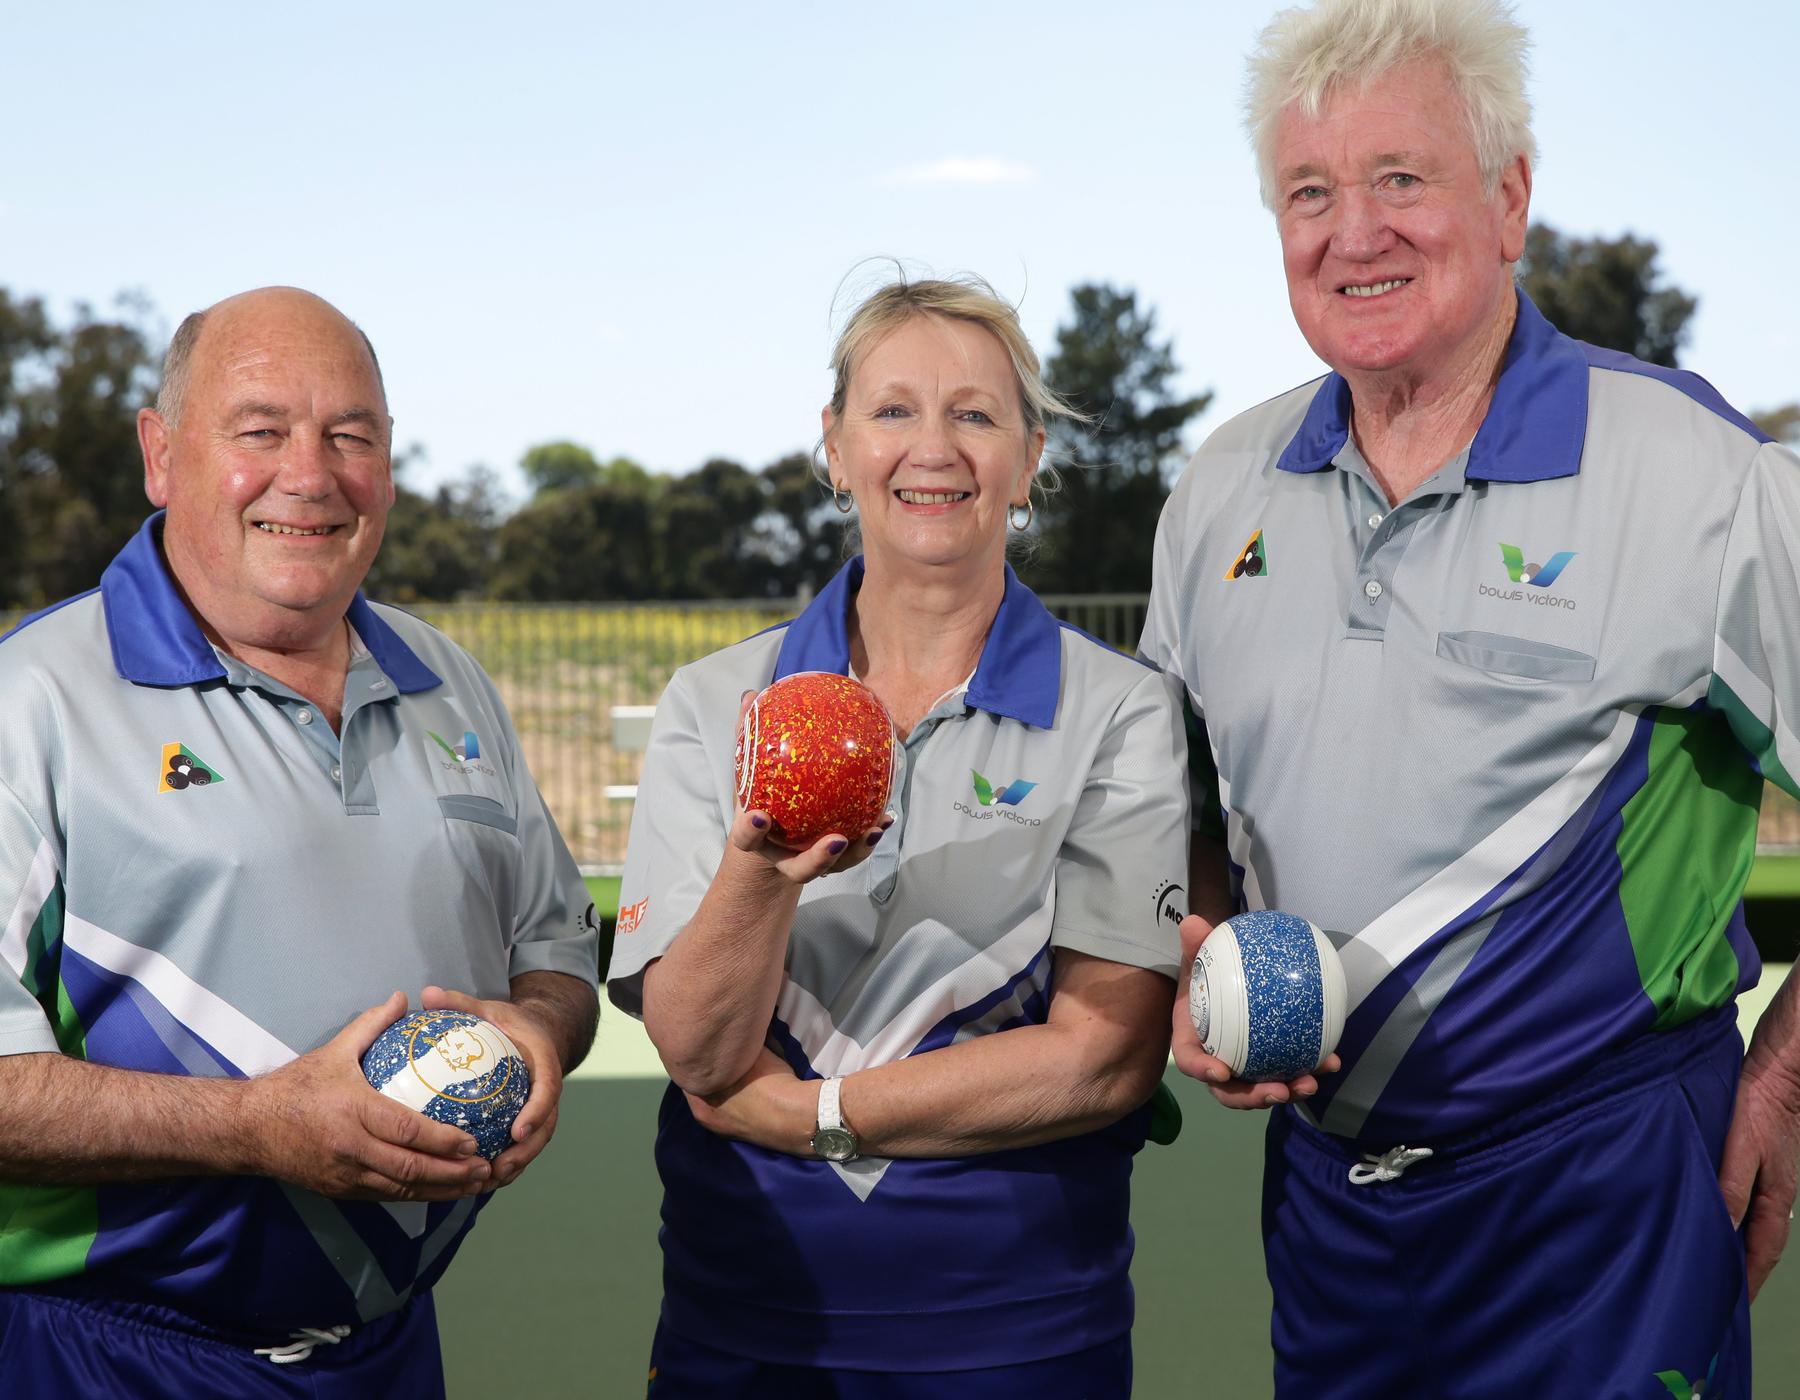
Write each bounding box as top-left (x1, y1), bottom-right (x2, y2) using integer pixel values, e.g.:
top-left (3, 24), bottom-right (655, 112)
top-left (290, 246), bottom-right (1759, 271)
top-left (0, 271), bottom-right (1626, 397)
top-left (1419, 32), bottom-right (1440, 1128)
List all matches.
top-left (0, 875), bottom-right (96, 1285)
top-left (1709, 675), bottom-right (1798, 800)
top-left (0, 1184), bottom-right (97, 1283)
top-left (1617, 706), bottom-right (1762, 1031)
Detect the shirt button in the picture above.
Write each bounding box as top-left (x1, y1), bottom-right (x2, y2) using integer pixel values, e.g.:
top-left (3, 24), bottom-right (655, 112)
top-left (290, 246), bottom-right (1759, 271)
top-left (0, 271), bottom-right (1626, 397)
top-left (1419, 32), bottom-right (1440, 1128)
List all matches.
top-left (1364, 580), bottom-right (1384, 600)
top-left (296, 708), bottom-right (314, 726)
top-left (330, 764), bottom-right (343, 783)
top-left (1367, 513), bottom-right (1384, 529)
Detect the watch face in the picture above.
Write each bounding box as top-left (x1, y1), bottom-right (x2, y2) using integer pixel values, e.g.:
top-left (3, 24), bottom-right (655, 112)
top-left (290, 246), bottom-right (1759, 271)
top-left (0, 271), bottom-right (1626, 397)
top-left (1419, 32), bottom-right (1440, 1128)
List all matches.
top-left (811, 1126), bottom-right (858, 1162)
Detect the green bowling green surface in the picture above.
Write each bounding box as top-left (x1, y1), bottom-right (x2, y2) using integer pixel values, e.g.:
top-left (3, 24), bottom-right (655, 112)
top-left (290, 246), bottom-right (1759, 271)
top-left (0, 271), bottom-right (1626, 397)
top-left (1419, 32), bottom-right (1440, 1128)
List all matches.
top-left (430, 869), bottom-right (1800, 1396)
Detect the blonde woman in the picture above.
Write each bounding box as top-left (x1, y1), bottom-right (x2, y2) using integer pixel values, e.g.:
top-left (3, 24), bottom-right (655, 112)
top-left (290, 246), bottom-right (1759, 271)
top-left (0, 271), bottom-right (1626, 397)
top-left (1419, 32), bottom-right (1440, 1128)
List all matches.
top-left (608, 275), bottom-right (1190, 1397)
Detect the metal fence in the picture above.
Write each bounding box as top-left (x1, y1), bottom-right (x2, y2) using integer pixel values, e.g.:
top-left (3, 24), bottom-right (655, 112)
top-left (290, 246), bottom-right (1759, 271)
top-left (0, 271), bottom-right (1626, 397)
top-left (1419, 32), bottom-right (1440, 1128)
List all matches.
top-left (5, 597), bottom-right (1797, 866)
top-left (414, 594), bottom-right (1151, 868)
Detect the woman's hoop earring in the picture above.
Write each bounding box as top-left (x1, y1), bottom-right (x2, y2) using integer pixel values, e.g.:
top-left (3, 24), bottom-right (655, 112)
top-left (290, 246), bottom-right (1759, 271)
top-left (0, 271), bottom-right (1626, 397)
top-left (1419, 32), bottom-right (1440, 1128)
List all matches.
top-left (1008, 499), bottom-right (1034, 532)
top-left (833, 485), bottom-right (854, 514)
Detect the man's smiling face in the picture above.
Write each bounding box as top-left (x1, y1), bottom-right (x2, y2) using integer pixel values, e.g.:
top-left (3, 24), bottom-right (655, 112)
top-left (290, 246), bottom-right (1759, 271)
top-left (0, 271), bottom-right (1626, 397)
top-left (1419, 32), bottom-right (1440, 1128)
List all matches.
top-left (143, 288), bottom-right (394, 646)
top-left (1272, 59), bottom-right (1528, 384)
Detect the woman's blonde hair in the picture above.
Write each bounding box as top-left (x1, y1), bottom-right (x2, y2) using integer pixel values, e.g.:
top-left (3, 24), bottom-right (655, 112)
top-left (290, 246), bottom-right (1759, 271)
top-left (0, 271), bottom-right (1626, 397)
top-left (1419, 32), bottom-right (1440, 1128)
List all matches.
top-left (824, 272), bottom-right (1081, 442)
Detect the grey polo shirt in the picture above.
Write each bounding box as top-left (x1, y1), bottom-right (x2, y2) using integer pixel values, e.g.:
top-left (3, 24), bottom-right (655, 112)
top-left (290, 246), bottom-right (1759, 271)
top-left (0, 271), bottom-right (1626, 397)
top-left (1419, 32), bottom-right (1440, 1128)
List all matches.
top-left (1142, 290), bottom-right (1800, 1145)
top-left (0, 513), bottom-right (598, 1330)
top-left (605, 558), bottom-right (1187, 1370)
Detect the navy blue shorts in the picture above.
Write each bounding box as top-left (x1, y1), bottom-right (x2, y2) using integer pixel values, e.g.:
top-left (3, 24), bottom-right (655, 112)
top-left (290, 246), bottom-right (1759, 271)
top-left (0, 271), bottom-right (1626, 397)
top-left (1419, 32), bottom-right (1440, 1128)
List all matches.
top-left (0, 1287), bottom-right (445, 1399)
top-left (645, 1321), bottom-right (1132, 1398)
top-left (1264, 1008), bottom-right (1750, 1399)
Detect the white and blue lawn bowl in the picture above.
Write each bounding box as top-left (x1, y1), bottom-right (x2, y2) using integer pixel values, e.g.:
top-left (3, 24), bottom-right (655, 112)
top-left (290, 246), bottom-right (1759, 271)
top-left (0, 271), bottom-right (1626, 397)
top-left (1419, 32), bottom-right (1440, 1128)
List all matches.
top-left (1188, 911), bottom-right (1347, 1083)
top-left (361, 1009), bottom-right (531, 1161)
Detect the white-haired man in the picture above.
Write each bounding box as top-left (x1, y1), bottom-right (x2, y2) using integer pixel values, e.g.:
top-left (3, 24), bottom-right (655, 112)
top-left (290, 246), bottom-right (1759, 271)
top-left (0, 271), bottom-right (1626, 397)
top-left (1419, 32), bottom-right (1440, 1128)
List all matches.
top-left (1142, 0), bottom-right (1800, 1393)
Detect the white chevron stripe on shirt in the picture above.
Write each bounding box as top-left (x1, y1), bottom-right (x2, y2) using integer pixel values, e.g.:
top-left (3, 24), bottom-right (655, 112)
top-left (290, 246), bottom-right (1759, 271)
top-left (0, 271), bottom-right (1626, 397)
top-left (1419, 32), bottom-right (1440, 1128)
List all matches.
top-left (2, 838), bottom-right (59, 979)
top-left (64, 914), bottom-right (297, 1075)
top-left (1339, 680), bottom-right (1709, 1013)
top-left (775, 901), bottom-right (1055, 1077)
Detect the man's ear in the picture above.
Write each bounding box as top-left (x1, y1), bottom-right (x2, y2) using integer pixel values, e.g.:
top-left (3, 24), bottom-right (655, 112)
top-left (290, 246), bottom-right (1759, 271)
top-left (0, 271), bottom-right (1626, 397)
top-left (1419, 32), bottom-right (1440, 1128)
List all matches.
top-left (1498, 153), bottom-right (1532, 265)
top-left (139, 408), bottom-right (173, 507)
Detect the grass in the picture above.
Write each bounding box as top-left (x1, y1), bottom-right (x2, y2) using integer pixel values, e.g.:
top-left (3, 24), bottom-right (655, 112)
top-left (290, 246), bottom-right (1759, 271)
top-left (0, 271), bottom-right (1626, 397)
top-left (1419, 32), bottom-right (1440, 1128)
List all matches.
top-left (585, 874), bottom-right (621, 915)
top-left (1748, 854), bottom-right (1800, 898)
top-left (589, 868), bottom-right (1800, 921)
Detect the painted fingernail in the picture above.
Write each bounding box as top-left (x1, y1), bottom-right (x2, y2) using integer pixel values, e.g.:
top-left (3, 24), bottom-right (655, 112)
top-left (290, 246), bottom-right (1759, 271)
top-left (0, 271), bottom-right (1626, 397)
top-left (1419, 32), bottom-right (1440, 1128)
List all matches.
top-left (750, 814), bottom-right (769, 830)
top-left (827, 839), bottom-right (848, 855)
top-left (880, 813), bottom-right (896, 829)
top-left (865, 830), bottom-right (883, 846)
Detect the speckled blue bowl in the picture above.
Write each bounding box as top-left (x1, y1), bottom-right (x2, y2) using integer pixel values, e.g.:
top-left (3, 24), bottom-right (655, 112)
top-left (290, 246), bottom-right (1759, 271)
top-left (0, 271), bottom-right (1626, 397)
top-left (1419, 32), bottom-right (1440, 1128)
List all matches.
top-left (1188, 911), bottom-right (1345, 1082)
top-left (361, 1010), bottom-right (530, 1160)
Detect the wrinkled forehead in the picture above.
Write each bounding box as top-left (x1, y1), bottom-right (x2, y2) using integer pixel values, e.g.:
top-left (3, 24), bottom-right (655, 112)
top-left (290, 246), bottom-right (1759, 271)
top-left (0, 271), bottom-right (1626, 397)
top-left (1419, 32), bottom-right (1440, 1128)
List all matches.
top-left (1275, 61), bottom-right (1477, 176)
top-left (847, 312), bottom-right (1020, 399)
top-left (191, 297), bottom-right (387, 415)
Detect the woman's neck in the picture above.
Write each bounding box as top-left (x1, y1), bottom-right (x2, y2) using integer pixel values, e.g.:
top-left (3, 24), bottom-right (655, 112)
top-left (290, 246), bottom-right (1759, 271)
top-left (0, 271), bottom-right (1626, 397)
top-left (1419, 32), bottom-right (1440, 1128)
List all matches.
top-left (849, 553), bottom-right (1007, 736)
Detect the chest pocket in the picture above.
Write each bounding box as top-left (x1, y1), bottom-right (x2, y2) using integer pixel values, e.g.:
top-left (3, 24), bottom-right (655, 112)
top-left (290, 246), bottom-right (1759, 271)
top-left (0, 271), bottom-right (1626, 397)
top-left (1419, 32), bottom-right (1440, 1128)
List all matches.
top-left (437, 794), bottom-right (519, 835)
top-left (1436, 630), bottom-right (1596, 683)
top-left (437, 794), bottom-right (521, 939)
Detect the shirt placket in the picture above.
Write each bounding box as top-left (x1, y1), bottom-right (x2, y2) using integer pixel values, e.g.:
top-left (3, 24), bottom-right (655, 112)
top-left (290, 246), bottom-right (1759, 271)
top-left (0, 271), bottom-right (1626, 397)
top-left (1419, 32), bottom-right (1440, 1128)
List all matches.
top-left (865, 703), bottom-right (962, 904)
top-left (1338, 449), bottom-right (1468, 640)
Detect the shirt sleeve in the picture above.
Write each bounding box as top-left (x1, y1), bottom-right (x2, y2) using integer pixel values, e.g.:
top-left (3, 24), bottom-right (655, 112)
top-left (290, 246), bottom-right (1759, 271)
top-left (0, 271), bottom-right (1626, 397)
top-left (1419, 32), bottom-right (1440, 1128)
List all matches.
top-left (605, 669), bottom-right (731, 1017)
top-left (1709, 441), bottom-right (1800, 799)
top-left (0, 774), bottom-right (65, 1057)
top-left (1048, 665), bottom-right (1191, 979)
top-left (1140, 456), bottom-right (1225, 840)
top-left (478, 675), bottom-right (600, 990)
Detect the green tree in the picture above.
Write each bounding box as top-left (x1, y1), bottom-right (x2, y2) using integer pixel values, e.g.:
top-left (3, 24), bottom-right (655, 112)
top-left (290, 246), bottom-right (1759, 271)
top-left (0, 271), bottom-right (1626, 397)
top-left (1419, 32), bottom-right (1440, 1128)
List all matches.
top-left (519, 440), bottom-right (605, 498)
top-left (745, 451), bottom-right (846, 597)
top-left (654, 457), bottom-right (768, 598)
top-left (492, 470), bottom-right (661, 600)
top-left (0, 289), bottom-right (161, 608)
top-left (364, 459), bottom-right (506, 603)
top-left (1519, 223), bottom-right (1697, 366)
top-left (1752, 403), bottom-right (1800, 444)
top-left (1024, 284), bottom-right (1211, 593)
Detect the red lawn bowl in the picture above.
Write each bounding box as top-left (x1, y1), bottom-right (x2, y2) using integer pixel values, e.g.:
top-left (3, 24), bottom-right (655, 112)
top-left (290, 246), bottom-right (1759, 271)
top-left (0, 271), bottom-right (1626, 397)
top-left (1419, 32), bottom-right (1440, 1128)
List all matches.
top-left (735, 673), bottom-right (898, 849)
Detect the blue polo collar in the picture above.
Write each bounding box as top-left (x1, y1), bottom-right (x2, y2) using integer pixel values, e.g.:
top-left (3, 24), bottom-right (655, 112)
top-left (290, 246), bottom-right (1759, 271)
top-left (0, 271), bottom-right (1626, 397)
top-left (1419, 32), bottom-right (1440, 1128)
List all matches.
top-left (1275, 288), bottom-right (1589, 484)
top-left (772, 556), bottom-right (1063, 729)
top-left (99, 513), bottom-right (441, 693)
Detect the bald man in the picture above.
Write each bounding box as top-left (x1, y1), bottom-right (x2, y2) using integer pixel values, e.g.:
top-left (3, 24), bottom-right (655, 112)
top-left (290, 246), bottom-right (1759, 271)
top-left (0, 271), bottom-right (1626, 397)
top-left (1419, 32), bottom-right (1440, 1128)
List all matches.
top-left (0, 288), bottom-right (600, 1397)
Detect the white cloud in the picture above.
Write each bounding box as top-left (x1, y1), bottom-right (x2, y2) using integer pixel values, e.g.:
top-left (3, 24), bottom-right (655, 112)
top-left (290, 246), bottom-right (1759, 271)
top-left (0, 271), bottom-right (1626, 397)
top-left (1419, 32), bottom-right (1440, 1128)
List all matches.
top-left (881, 157), bottom-right (1037, 187)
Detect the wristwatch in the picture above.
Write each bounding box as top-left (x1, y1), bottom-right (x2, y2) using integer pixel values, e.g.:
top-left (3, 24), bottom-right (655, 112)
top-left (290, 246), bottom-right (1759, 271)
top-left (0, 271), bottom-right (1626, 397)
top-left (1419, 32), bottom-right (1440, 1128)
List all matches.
top-left (810, 1077), bottom-right (859, 1162)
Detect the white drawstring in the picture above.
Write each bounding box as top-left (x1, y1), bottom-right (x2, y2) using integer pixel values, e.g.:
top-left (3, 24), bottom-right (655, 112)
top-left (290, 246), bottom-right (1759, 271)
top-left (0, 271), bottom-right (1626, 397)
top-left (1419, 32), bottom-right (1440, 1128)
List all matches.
top-left (1348, 1145), bottom-right (1435, 1185)
top-left (254, 1324), bottom-right (352, 1364)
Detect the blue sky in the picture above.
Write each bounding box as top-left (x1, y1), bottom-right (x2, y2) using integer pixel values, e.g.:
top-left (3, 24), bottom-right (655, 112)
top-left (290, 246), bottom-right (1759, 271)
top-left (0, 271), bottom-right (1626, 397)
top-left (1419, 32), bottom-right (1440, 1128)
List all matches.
top-left (7, 1), bottom-right (1794, 501)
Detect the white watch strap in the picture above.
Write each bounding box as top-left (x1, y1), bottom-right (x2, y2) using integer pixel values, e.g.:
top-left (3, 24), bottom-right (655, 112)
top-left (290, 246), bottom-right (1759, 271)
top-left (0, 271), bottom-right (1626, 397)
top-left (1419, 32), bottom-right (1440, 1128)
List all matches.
top-left (817, 1076), bottom-right (844, 1132)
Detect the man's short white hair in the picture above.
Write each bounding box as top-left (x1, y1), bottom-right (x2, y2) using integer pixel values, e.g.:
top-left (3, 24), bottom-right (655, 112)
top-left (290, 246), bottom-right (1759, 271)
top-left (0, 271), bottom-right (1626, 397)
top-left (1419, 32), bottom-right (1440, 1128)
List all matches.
top-left (1246, 0), bottom-right (1538, 211)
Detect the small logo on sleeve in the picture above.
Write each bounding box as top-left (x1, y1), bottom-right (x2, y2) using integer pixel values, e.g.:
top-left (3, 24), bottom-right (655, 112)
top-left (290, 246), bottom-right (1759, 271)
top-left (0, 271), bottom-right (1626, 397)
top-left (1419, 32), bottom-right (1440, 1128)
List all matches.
top-left (159, 743), bottom-right (224, 793)
top-left (616, 897), bottom-right (648, 936)
top-left (1224, 529), bottom-right (1270, 580)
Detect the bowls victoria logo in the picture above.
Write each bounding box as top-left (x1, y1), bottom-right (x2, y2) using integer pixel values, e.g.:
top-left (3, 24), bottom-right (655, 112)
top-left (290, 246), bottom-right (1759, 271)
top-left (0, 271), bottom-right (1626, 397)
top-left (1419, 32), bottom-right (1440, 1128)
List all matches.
top-left (1480, 541), bottom-right (1578, 610)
